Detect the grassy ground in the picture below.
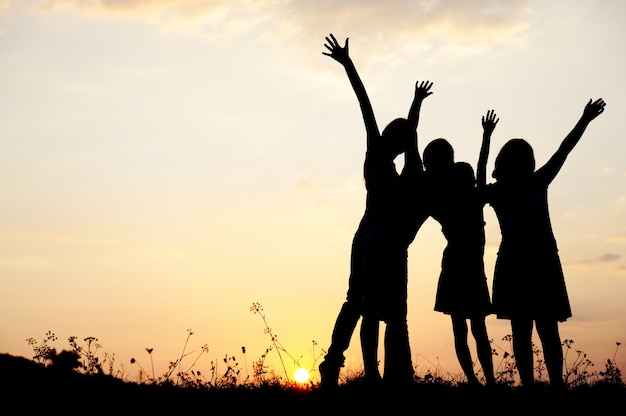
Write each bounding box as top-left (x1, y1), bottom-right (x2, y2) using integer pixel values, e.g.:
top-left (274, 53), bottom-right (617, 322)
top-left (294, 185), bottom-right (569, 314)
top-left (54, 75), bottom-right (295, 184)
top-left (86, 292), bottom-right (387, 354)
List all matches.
top-left (3, 353), bottom-right (624, 415)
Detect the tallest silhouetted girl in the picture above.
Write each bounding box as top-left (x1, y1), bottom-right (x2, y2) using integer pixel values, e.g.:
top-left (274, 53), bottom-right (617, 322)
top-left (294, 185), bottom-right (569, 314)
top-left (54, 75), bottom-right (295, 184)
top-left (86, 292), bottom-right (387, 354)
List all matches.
top-left (318, 33), bottom-right (432, 387)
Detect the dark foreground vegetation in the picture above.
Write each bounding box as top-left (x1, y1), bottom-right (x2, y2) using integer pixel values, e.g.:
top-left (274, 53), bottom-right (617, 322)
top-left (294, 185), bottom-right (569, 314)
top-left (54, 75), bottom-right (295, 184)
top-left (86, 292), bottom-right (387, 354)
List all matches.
top-left (5, 309), bottom-right (625, 414)
top-left (2, 352), bottom-right (625, 415)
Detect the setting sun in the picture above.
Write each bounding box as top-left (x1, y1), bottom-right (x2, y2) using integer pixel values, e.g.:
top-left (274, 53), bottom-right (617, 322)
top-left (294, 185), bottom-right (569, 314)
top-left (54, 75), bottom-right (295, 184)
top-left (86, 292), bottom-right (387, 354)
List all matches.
top-left (293, 368), bottom-right (310, 384)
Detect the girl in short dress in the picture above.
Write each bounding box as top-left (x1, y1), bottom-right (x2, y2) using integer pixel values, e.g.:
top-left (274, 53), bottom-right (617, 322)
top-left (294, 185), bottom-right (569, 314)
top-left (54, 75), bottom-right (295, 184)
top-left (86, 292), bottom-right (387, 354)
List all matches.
top-left (423, 110), bottom-right (498, 387)
top-left (483, 98), bottom-right (606, 390)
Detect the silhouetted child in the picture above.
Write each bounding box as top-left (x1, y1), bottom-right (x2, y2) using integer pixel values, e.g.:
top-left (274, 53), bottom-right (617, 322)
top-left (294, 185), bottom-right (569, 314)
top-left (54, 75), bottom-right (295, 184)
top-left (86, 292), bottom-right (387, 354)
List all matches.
top-left (318, 33), bottom-right (432, 387)
top-left (482, 98), bottom-right (606, 390)
top-left (420, 110), bottom-right (499, 387)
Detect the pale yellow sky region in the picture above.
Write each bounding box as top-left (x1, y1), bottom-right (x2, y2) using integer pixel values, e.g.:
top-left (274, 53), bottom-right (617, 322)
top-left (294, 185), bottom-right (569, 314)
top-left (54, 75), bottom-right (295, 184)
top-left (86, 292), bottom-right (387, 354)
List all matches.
top-left (1, 0), bottom-right (624, 384)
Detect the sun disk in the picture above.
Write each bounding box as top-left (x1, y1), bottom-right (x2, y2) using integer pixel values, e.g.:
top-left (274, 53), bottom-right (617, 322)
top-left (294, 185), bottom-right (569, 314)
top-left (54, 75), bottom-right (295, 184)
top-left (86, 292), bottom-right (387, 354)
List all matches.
top-left (293, 368), bottom-right (309, 383)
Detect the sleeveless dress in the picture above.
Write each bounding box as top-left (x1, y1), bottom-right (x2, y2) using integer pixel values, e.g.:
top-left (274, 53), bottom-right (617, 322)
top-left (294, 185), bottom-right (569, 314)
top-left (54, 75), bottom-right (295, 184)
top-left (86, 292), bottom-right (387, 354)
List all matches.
top-left (427, 170), bottom-right (493, 318)
top-left (484, 176), bottom-right (572, 321)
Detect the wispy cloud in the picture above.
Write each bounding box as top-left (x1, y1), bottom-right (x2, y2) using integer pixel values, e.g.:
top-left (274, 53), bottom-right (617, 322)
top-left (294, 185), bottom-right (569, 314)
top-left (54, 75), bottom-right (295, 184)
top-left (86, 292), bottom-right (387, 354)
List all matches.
top-left (40, 0), bottom-right (533, 46)
top-left (281, 0), bottom-right (532, 44)
top-left (41, 0), bottom-right (229, 36)
top-left (565, 253), bottom-right (622, 267)
top-left (44, 0), bottom-right (226, 15)
top-left (597, 253), bottom-right (621, 262)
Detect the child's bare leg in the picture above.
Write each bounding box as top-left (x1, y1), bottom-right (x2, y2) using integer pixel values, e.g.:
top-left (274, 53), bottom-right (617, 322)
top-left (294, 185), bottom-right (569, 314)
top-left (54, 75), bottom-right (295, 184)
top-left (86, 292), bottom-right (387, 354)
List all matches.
top-left (511, 318), bottom-right (535, 387)
top-left (536, 319), bottom-right (565, 390)
top-left (470, 317), bottom-right (496, 386)
top-left (383, 317), bottom-right (414, 384)
top-left (452, 315), bottom-right (480, 385)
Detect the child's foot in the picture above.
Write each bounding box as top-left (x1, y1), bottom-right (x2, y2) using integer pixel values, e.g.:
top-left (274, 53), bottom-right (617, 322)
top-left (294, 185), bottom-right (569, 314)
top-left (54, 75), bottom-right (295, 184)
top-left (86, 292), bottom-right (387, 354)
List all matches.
top-left (362, 371), bottom-right (383, 387)
top-left (318, 359), bottom-right (341, 389)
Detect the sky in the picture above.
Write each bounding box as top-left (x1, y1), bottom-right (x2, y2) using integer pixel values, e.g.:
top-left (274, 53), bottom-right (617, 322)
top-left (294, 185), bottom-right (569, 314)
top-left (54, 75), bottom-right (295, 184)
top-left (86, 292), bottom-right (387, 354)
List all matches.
top-left (0, 0), bottom-right (624, 384)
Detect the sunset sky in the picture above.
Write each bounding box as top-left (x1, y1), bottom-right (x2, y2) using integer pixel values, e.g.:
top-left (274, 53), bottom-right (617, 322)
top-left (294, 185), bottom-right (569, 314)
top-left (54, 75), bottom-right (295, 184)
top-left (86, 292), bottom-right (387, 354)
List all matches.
top-left (1, 0), bottom-right (624, 384)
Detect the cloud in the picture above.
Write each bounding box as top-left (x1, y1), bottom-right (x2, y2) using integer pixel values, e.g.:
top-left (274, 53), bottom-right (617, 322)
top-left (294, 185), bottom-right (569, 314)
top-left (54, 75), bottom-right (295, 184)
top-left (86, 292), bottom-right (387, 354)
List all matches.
top-left (44, 0), bottom-right (225, 15)
top-left (40, 0), bottom-right (533, 47)
top-left (282, 0), bottom-right (532, 43)
top-left (42, 0), bottom-right (230, 36)
top-left (565, 253), bottom-right (622, 267)
top-left (597, 253), bottom-right (621, 262)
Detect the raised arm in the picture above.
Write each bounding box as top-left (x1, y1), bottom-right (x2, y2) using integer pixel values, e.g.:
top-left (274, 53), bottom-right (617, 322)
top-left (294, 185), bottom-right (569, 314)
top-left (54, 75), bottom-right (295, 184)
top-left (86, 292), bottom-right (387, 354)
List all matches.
top-left (404, 80), bottom-right (433, 177)
top-left (477, 109), bottom-right (499, 187)
top-left (407, 80), bottom-right (434, 131)
top-left (538, 98), bottom-right (606, 183)
top-left (323, 34), bottom-right (379, 148)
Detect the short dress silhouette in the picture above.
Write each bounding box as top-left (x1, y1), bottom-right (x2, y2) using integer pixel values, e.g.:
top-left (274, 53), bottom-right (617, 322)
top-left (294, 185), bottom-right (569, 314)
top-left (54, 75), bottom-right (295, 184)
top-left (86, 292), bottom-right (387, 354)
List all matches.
top-left (427, 164), bottom-right (493, 318)
top-left (484, 173), bottom-right (572, 322)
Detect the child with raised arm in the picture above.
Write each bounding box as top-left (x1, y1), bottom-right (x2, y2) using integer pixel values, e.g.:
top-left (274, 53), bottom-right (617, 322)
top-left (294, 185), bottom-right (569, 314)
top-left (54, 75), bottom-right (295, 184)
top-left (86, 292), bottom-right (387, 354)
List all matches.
top-left (318, 33), bottom-right (432, 387)
top-left (483, 98), bottom-right (606, 390)
top-left (420, 111), bottom-right (499, 387)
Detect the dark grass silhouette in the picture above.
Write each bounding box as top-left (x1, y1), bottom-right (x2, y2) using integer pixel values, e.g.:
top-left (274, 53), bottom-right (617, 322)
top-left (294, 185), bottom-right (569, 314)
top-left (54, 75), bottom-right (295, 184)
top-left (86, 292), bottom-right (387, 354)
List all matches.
top-left (2, 352), bottom-right (625, 414)
top-left (5, 313), bottom-right (624, 415)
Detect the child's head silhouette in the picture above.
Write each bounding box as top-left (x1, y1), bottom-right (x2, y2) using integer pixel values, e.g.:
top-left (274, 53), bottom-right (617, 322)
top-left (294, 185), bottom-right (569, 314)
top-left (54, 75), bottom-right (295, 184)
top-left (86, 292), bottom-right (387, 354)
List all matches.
top-left (382, 117), bottom-right (414, 158)
top-left (423, 138), bottom-right (454, 173)
top-left (453, 161), bottom-right (476, 190)
top-left (492, 138), bottom-right (535, 181)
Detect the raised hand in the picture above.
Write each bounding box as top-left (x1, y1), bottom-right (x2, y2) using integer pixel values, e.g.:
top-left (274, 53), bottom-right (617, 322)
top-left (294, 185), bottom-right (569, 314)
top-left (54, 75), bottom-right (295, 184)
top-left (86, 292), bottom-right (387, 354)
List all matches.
top-left (414, 80), bottom-right (434, 101)
top-left (477, 110), bottom-right (497, 186)
top-left (582, 98), bottom-right (606, 122)
top-left (322, 33), bottom-right (350, 65)
top-left (482, 109), bottom-right (499, 135)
